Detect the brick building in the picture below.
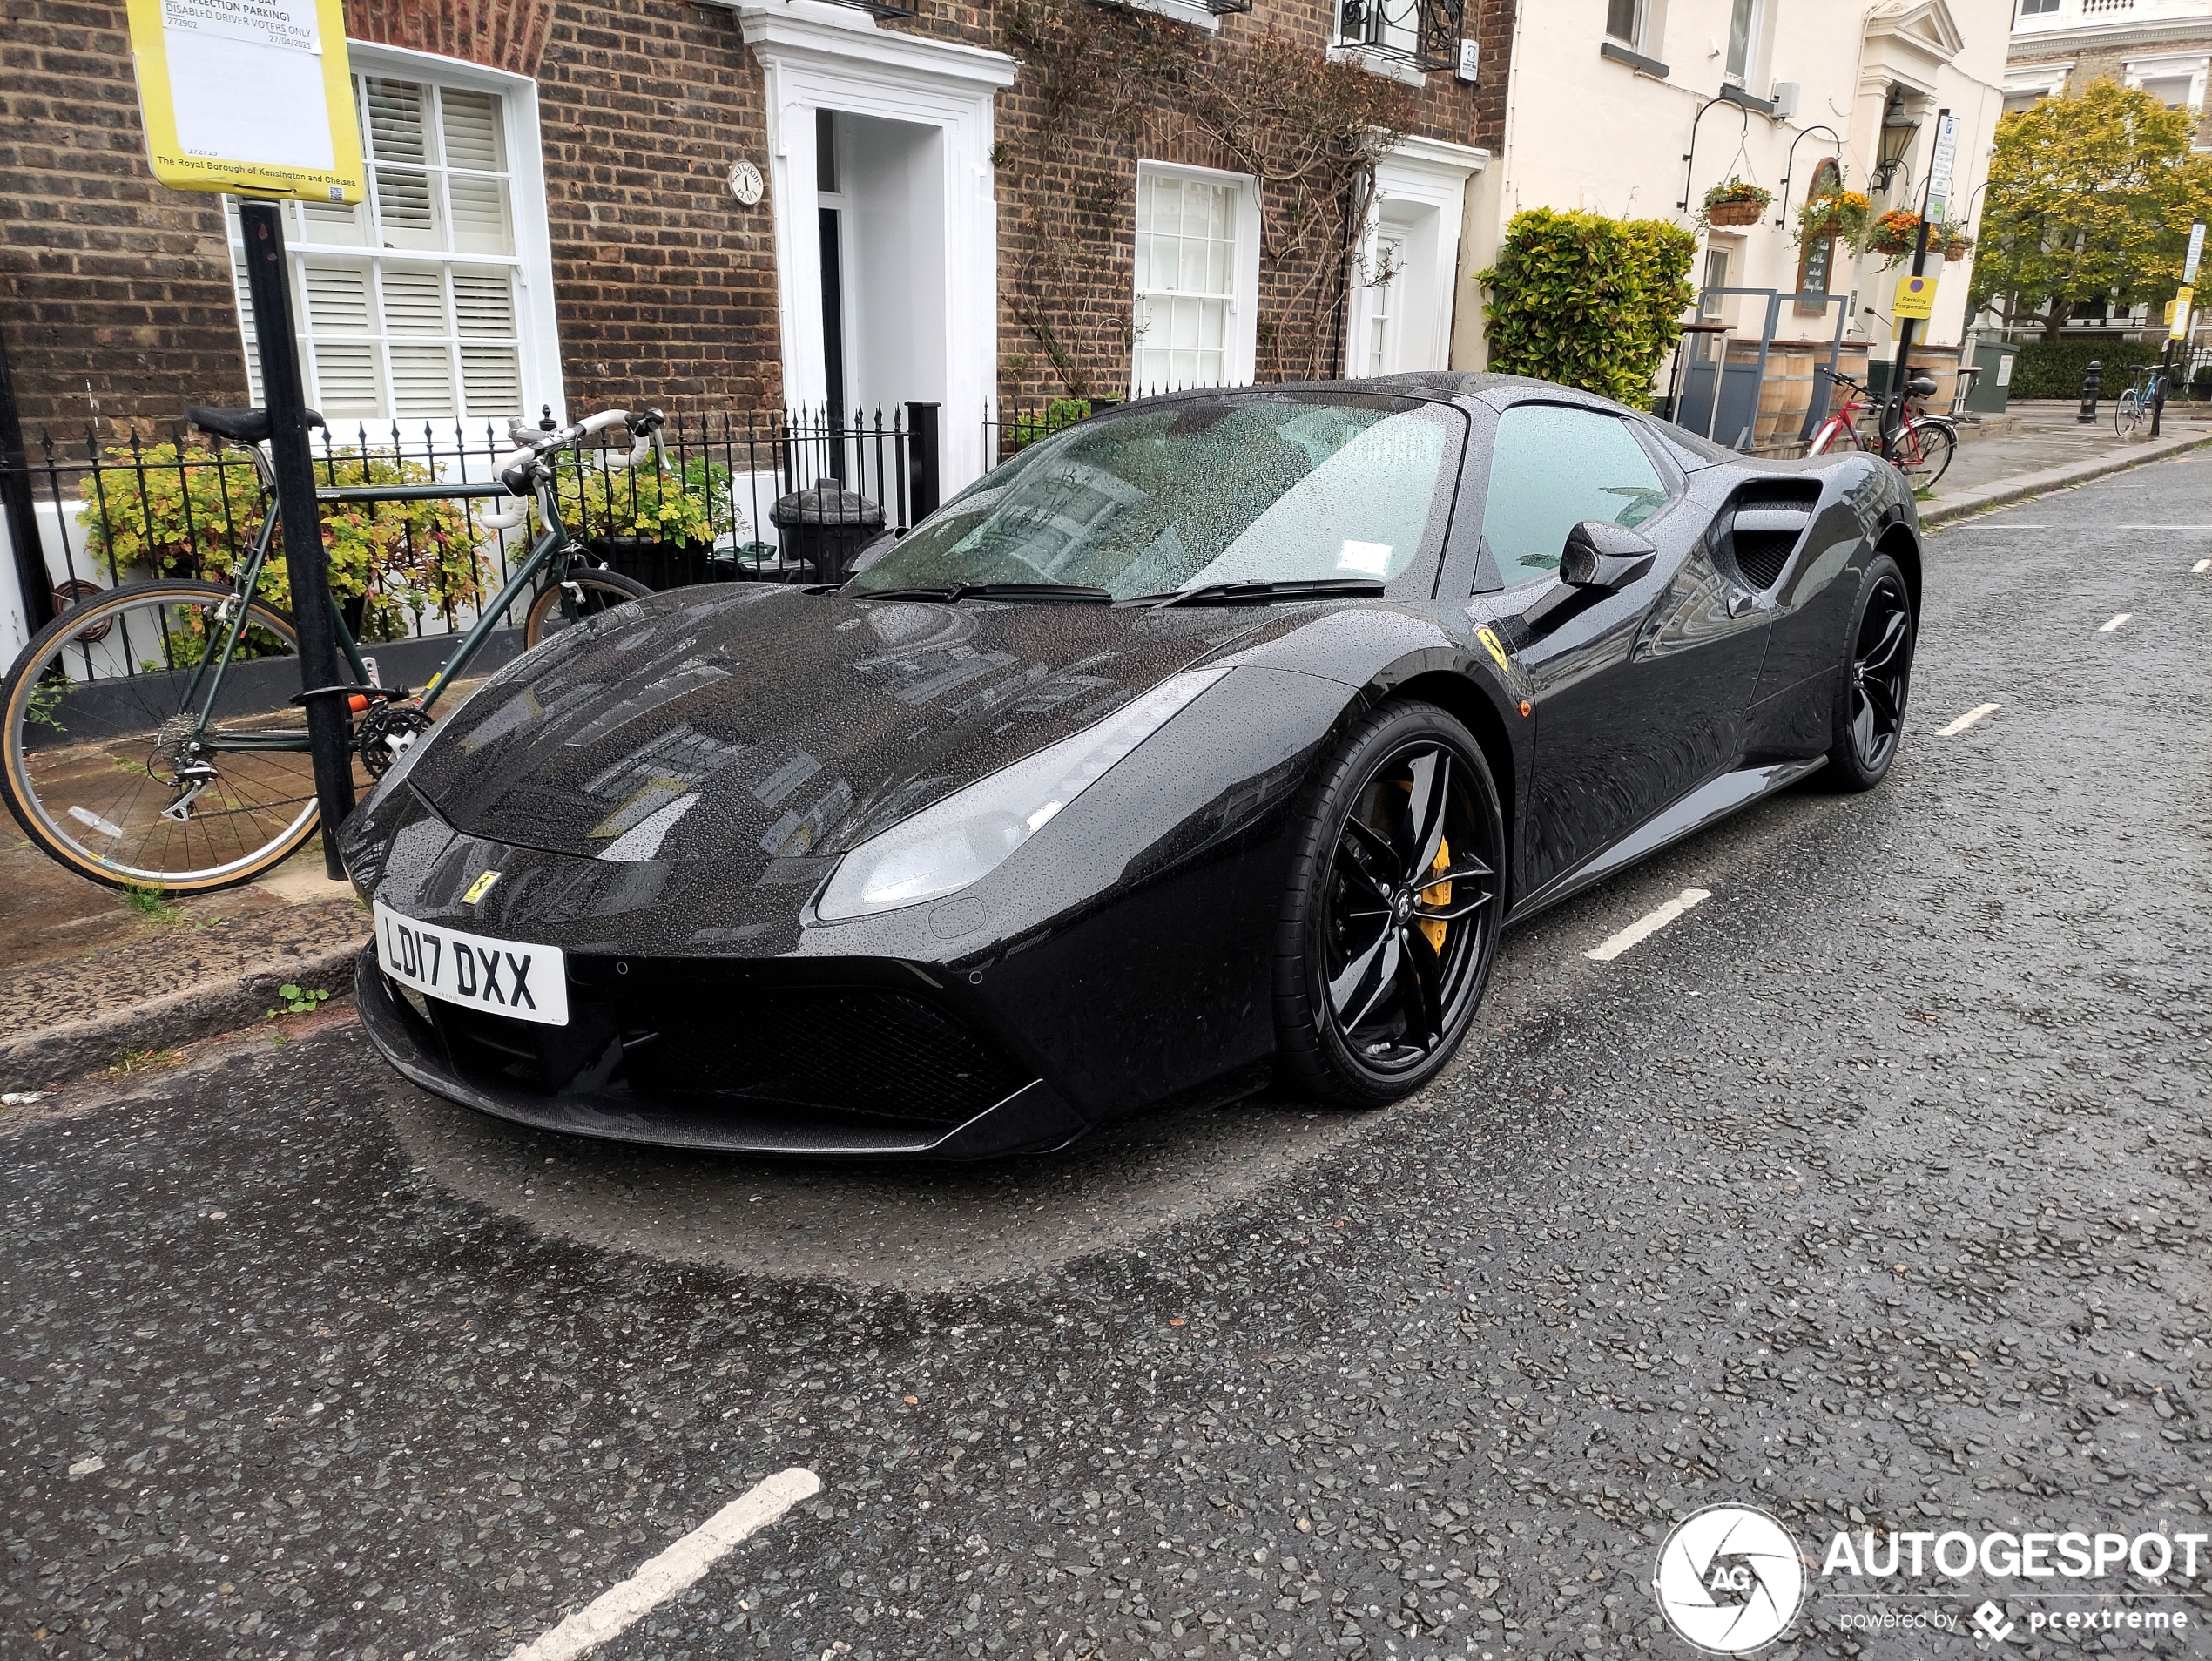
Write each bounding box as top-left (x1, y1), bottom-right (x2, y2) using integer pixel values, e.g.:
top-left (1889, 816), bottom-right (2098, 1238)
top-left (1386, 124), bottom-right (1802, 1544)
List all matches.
top-left (1, 0), bottom-right (1511, 491)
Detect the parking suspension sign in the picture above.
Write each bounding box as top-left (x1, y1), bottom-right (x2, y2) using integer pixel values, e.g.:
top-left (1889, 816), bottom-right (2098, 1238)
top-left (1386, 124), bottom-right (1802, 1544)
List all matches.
top-left (125, 0), bottom-right (364, 203)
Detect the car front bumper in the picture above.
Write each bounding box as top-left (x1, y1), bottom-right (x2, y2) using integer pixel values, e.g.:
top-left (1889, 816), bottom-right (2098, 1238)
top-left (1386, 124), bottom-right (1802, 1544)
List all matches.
top-left (354, 945), bottom-right (1091, 1160)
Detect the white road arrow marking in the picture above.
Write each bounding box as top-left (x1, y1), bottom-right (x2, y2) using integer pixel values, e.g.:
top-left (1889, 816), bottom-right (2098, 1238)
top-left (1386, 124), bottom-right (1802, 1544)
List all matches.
top-left (2099, 613), bottom-right (2133, 632)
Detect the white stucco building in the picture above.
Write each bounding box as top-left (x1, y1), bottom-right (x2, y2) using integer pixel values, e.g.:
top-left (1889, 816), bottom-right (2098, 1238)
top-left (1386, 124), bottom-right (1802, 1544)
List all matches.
top-left (1452, 0), bottom-right (2013, 439)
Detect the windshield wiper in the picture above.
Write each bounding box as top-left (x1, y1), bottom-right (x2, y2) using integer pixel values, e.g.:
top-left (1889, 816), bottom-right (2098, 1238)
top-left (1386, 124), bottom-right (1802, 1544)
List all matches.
top-left (846, 582), bottom-right (1114, 604)
top-left (1139, 578), bottom-right (1387, 610)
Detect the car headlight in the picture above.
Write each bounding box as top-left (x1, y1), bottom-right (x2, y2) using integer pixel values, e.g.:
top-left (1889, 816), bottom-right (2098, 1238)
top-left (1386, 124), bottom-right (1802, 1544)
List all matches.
top-left (815, 666), bottom-right (1229, 920)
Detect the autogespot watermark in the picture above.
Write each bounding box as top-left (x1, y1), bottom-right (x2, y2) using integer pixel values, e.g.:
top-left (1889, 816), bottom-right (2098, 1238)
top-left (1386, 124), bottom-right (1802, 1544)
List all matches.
top-left (1652, 1507), bottom-right (2204, 1652)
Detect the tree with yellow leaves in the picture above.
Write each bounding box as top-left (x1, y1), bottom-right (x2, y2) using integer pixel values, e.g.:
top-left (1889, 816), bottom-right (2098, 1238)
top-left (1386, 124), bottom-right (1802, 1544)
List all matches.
top-left (1970, 79), bottom-right (2212, 339)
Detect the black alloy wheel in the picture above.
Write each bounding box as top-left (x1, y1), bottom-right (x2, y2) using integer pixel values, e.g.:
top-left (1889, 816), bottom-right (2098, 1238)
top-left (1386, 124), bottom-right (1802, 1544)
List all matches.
top-left (1823, 553), bottom-right (1914, 791)
top-left (1276, 702), bottom-right (1504, 1106)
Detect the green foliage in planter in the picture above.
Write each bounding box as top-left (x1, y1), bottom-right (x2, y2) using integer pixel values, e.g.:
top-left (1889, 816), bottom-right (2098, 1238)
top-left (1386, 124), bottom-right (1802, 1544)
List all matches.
top-left (77, 443), bottom-right (483, 640)
top-left (551, 456), bottom-right (740, 546)
top-left (2006, 338), bottom-right (2161, 401)
top-left (1477, 209), bottom-right (1698, 409)
top-left (1008, 398), bottom-right (1092, 451)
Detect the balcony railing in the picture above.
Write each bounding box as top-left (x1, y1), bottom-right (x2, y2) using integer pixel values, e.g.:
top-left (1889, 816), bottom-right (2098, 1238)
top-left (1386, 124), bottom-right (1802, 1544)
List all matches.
top-left (1336, 0), bottom-right (1460, 74)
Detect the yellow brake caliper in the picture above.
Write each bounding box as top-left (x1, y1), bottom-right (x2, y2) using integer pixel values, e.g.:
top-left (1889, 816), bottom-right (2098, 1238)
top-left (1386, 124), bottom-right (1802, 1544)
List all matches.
top-left (1418, 836), bottom-right (1451, 953)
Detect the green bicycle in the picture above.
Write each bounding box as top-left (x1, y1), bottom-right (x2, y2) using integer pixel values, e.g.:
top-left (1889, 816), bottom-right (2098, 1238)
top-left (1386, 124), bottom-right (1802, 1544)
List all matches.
top-left (0, 404), bottom-right (663, 895)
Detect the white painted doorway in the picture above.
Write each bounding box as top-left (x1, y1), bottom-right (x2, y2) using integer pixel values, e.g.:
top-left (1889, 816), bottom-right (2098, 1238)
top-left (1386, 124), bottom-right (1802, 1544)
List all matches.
top-left (737, 0), bottom-right (1016, 493)
top-left (1345, 133), bottom-right (1488, 378)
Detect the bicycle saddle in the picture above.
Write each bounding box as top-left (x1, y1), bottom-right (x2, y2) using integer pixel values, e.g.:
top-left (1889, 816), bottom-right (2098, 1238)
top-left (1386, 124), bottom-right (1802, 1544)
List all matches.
top-left (187, 405), bottom-right (327, 444)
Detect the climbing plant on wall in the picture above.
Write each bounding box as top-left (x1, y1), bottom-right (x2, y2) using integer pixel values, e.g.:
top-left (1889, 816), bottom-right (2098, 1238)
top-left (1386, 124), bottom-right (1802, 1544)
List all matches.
top-left (994, 2), bottom-right (1413, 400)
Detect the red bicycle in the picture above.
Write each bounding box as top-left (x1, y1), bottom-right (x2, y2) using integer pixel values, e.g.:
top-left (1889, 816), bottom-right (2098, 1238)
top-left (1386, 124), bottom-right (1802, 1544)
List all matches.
top-left (1805, 368), bottom-right (1957, 487)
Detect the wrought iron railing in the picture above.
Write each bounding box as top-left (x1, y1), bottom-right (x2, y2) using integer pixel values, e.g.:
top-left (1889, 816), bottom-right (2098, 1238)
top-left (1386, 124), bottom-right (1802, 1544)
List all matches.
top-left (1336, 0), bottom-right (1460, 73)
top-left (3, 406), bottom-right (929, 648)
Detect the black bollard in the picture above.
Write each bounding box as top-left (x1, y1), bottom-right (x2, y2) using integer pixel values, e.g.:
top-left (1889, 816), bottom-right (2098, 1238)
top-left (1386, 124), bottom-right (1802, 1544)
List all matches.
top-left (2078, 360), bottom-right (2102, 424)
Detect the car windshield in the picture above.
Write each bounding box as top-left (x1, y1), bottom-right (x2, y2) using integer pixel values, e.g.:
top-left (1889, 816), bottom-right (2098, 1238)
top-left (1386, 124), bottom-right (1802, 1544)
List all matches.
top-left (846, 392), bottom-right (1463, 602)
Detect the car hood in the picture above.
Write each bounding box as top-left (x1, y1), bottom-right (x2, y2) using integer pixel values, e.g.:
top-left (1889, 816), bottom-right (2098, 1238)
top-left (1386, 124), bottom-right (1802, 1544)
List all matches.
top-left (408, 584), bottom-right (1264, 873)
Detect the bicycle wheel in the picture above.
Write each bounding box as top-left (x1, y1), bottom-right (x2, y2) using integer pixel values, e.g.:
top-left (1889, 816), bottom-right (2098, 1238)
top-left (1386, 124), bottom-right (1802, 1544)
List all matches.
top-left (2116, 392), bottom-right (2146, 440)
top-left (522, 568), bottom-right (651, 649)
top-left (1899, 419), bottom-right (1956, 488)
top-left (1, 581), bottom-right (327, 894)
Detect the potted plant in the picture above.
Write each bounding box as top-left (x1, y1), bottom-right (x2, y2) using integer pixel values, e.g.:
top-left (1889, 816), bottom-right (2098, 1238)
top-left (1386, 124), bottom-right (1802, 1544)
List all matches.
top-left (1795, 187), bottom-right (1871, 249)
top-left (570, 456), bottom-right (731, 591)
top-left (1935, 220), bottom-right (1974, 261)
top-left (1701, 177), bottom-right (1772, 228)
top-left (1864, 208), bottom-right (1923, 263)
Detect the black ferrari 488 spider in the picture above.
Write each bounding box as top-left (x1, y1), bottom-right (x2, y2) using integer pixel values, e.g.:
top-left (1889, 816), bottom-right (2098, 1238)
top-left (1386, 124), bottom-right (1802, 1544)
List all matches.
top-left (343, 372), bottom-right (1919, 1158)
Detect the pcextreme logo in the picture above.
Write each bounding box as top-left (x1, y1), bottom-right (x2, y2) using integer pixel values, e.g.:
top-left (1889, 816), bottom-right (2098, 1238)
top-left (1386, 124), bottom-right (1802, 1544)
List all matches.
top-left (1652, 1505), bottom-right (1808, 1654)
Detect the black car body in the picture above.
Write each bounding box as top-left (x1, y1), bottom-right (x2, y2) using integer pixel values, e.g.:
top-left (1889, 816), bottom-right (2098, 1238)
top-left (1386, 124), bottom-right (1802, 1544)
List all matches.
top-left (342, 372), bottom-right (1920, 1158)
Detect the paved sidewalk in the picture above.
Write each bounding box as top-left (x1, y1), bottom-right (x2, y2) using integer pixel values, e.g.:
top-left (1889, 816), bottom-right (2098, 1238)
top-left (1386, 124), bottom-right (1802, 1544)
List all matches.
top-left (0, 834), bottom-right (366, 1087)
top-left (3, 396), bottom-right (2207, 1087)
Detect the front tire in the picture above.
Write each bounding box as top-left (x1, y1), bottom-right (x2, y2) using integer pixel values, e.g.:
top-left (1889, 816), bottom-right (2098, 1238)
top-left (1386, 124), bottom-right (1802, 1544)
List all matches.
top-left (1820, 553), bottom-right (1914, 793)
top-left (1274, 702), bottom-right (1504, 1108)
top-left (2115, 393), bottom-right (2146, 440)
top-left (522, 568), bottom-right (651, 648)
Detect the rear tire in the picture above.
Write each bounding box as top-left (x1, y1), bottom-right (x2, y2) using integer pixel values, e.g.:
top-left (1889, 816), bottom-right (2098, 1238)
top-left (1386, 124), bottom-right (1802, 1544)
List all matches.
top-left (0, 580), bottom-right (325, 894)
top-left (522, 568), bottom-right (651, 649)
top-left (1274, 701), bottom-right (1504, 1108)
top-left (2115, 393), bottom-right (2147, 440)
top-left (1891, 420), bottom-right (1955, 488)
top-left (1819, 554), bottom-right (1914, 793)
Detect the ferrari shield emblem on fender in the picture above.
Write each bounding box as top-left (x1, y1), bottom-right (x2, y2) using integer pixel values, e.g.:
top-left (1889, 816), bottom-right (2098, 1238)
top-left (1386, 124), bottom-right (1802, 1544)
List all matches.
top-left (462, 870), bottom-right (502, 905)
top-left (1476, 626), bottom-right (1513, 674)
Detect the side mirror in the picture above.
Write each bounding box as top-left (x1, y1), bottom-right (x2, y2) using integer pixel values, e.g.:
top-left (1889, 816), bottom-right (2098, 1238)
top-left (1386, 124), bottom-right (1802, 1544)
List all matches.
top-left (1524, 521), bottom-right (1657, 631)
top-left (1561, 519), bottom-right (1656, 589)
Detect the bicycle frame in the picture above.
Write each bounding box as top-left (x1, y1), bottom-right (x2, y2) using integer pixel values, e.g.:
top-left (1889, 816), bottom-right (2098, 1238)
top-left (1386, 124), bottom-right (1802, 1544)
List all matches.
top-left (188, 459), bottom-right (570, 754)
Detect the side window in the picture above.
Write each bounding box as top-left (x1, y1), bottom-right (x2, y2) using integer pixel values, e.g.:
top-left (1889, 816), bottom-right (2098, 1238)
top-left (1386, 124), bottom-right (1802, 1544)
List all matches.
top-left (1480, 404), bottom-right (1669, 587)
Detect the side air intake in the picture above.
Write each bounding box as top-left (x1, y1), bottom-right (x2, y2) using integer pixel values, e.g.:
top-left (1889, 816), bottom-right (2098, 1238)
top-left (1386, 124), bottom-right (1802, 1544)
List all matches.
top-left (1721, 485), bottom-right (1820, 591)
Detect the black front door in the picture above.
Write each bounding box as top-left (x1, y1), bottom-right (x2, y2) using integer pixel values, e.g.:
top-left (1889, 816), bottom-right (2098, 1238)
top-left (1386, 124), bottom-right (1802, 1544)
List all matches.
top-left (1476, 402), bottom-right (1769, 901)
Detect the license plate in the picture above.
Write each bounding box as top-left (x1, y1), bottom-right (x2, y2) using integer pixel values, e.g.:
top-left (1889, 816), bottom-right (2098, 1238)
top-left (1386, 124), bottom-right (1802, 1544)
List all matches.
top-left (373, 901), bottom-right (569, 1026)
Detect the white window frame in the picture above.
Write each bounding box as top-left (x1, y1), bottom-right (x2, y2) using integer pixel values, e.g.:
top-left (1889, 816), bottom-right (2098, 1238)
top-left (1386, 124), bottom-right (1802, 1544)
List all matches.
top-left (2125, 51), bottom-right (2210, 124)
top-left (223, 41), bottom-right (564, 436)
top-left (1130, 159), bottom-right (1261, 396)
top-left (1723, 0), bottom-right (1764, 87)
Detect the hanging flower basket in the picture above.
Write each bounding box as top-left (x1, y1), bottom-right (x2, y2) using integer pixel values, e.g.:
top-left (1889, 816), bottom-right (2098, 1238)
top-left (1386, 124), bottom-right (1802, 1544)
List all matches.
top-left (1941, 239), bottom-right (1972, 262)
top-left (1795, 188), bottom-right (1871, 249)
top-left (1865, 209), bottom-right (1923, 260)
top-left (1935, 219), bottom-right (1973, 262)
top-left (1701, 177), bottom-right (1772, 228)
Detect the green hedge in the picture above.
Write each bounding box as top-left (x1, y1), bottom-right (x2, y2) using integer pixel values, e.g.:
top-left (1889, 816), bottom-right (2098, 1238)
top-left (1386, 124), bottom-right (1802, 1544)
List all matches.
top-left (2007, 338), bottom-right (2161, 400)
top-left (1477, 208), bottom-right (1698, 408)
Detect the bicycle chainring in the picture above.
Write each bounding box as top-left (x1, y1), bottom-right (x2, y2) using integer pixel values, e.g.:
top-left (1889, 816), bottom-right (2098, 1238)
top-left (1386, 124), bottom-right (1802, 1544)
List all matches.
top-left (355, 703), bottom-right (435, 778)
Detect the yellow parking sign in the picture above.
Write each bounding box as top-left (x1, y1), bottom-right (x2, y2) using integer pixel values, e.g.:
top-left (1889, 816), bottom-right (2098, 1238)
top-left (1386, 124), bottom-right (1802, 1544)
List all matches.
top-left (125, 0), bottom-right (364, 203)
top-left (1892, 274), bottom-right (1939, 321)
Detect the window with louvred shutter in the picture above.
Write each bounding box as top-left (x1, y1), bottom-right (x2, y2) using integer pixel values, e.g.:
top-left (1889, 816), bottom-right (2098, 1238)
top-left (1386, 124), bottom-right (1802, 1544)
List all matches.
top-left (224, 59), bottom-right (550, 430)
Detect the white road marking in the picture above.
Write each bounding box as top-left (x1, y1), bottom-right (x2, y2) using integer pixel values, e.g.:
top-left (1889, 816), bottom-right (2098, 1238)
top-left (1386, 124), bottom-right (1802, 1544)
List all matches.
top-left (1936, 702), bottom-right (2001, 736)
top-left (2098, 613), bottom-right (2133, 632)
top-left (1952, 523), bottom-right (2046, 530)
top-left (2193, 558), bottom-right (2210, 574)
top-left (1585, 888), bottom-right (1710, 962)
top-left (507, 1468), bottom-right (820, 1661)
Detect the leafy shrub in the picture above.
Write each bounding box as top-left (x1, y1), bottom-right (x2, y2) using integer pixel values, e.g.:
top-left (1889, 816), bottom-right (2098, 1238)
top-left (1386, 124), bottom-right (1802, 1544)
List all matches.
top-left (1477, 209), bottom-right (1698, 408)
top-left (1008, 398), bottom-right (1093, 452)
top-left (550, 455), bottom-right (742, 546)
top-left (2192, 364), bottom-right (2212, 399)
top-left (78, 443), bottom-right (484, 639)
top-left (2007, 339), bottom-right (2161, 400)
